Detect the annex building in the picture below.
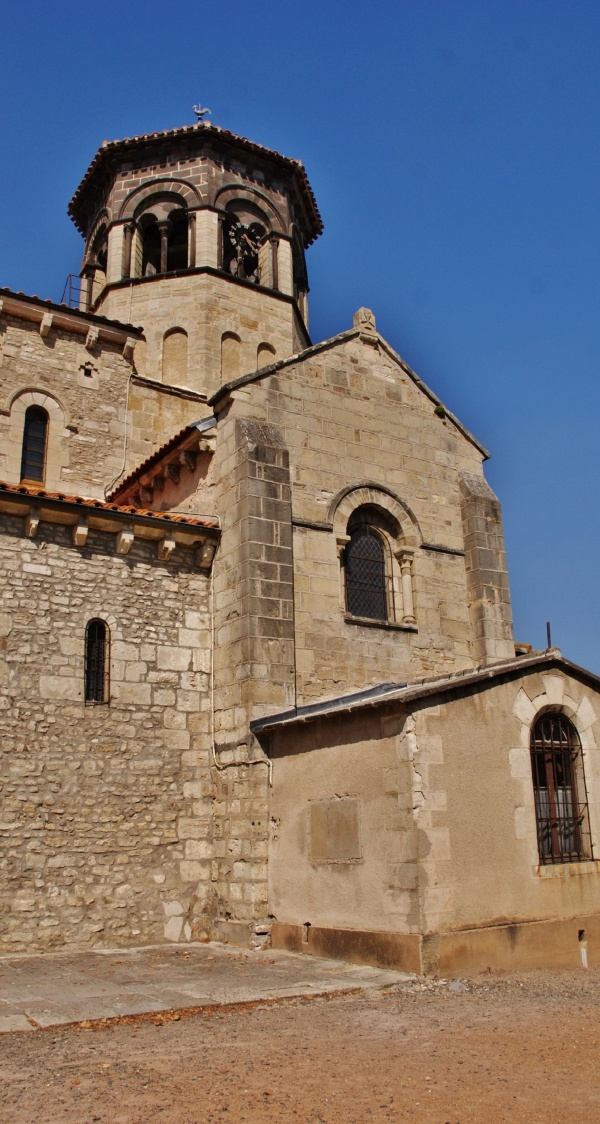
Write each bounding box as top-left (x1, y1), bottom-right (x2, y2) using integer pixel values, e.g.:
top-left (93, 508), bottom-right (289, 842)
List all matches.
top-left (0, 118), bottom-right (599, 974)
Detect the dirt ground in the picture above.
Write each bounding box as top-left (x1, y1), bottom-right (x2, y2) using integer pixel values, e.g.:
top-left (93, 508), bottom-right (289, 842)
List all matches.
top-left (0, 968), bottom-right (598, 1123)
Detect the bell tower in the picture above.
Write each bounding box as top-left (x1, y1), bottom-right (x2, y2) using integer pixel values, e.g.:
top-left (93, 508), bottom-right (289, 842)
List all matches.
top-left (68, 120), bottom-right (322, 398)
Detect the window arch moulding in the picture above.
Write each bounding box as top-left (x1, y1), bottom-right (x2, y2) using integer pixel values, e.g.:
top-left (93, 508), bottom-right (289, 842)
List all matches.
top-left (330, 484), bottom-right (421, 628)
top-left (3, 389), bottom-right (70, 490)
top-left (118, 179), bottom-right (202, 222)
top-left (214, 184), bottom-right (285, 233)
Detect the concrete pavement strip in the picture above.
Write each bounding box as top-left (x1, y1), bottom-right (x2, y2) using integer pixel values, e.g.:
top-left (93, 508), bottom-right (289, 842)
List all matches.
top-left (0, 942), bottom-right (415, 1033)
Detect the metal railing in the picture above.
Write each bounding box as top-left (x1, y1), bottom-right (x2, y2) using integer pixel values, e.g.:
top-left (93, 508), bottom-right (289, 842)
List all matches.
top-left (61, 274), bottom-right (85, 309)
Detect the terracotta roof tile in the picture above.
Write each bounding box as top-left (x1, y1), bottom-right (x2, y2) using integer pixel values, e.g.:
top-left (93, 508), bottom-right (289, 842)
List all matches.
top-left (68, 122), bottom-right (323, 246)
top-left (108, 423), bottom-right (200, 500)
top-left (0, 286), bottom-right (143, 334)
top-left (0, 481), bottom-right (218, 530)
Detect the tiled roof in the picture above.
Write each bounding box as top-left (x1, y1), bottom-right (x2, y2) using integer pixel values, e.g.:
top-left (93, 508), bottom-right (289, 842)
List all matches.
top-left (68, 121), bottom-right (323, 246)
top-left (0, 286), bottom-right (143, 335)
top-left (0, 481), bottom-right (219, 530)
top-left (108, 423), bottom-right (200, 501)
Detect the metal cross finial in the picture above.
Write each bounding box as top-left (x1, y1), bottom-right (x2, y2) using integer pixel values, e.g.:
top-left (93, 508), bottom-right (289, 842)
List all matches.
top-left (193, 104), bottom-right (211, 122)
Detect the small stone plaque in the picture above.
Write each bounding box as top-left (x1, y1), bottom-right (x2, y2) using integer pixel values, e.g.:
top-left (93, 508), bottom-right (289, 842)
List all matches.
top-left (309, 798), bottom-right (361, 863)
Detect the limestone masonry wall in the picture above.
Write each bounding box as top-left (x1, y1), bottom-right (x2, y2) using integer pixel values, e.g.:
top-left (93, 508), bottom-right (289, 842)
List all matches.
top-left (220, 332), bottom-right (513, 698)
top-left (0, 516), bottom-right (214, 951)
top-left (104, 274), bottom-right (301, 399)
top-left (0, 316), bottom-right (131, 498)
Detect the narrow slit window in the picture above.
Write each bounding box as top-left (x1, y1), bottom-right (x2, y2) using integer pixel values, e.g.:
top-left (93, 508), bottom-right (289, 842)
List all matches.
top-left (20, 406), bottom-right (48, 482)
top-left (530, 713), bottom-right (592, 864)
top-left (85, 619), bottom-right (109, 704)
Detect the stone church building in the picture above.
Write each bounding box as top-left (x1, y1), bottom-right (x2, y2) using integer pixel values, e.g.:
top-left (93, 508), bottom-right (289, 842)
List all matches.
top-left (1, 119), bottom-right (599, 973)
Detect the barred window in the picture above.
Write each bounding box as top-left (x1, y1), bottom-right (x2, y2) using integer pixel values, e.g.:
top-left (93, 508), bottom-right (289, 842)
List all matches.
top-left (20, 406), bottom-right (48, 482)
top-left (530, 713), bottom-right (592, 864)
top-left (344, 526), bottom-right (388, 621)
top-left (85, 619), bottom-right (109, 704)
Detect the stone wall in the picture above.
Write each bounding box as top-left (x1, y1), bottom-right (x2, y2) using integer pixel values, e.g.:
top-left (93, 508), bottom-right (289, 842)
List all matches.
top-left (0, 308), bottom-right (220, 500)
top-left (0, 516), bottom-right (214, 952)
top-left (214, 328), bottom-right (512, 698)
top-left (459, 471), bottom-right (514, 664)
top-left (0, 314), bottom-right (131, 499)
top-left (103, 272), bottom-right (303, 400)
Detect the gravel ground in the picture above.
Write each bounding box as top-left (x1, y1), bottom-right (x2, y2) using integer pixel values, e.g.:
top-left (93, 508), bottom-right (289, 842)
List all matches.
top-left (0, 967), bottom-right (598, 1123)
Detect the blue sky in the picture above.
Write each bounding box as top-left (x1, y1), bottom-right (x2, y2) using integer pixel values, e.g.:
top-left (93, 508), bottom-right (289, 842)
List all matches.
top-left (1, 0), bottom-right (598, 671)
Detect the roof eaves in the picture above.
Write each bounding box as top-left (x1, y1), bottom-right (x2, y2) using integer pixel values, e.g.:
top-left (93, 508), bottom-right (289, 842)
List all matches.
top-left (209, 328), bottom-right (490, 459)
top-left (107, 415), bottom-right (216, 501)
top-left (0, 481), bottom-right (219, 534)
top-left (68, 122), bottom-right (323, 245)
top-left (250, 651), bottom-right (600, 735)
top-left (0, 286), bottom-right (143, 337)
top-left (375, 337), bottom-right (490, 460)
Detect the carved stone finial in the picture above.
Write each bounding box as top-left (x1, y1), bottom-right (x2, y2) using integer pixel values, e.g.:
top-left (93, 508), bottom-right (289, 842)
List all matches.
top-left (353, 307), bottom-right (376, 332)
top-left (193, 104), bottom-right (211, 122)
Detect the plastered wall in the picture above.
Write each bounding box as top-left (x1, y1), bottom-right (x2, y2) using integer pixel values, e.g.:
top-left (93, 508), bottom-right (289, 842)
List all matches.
top-left (267, 669), bottom-right (600, 947)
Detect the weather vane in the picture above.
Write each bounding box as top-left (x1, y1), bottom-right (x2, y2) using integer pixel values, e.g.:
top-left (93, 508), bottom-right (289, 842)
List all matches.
top-left (193, 104), bottom-right (211, 122)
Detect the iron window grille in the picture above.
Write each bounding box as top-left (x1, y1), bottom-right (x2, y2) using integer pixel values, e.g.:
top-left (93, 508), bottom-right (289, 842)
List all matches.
top-left (85, 619), bottom-right (109, 704)
top-left (20, 406), bottom-right (48, 482)
top-left (530, 713), bottom-right (593, 864)
top-left (344, 526), bottom-right (388, 621)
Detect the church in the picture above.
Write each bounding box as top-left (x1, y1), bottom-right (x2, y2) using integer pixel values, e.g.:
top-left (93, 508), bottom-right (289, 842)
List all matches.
top-left (0, 116), bottom-right (598, 974)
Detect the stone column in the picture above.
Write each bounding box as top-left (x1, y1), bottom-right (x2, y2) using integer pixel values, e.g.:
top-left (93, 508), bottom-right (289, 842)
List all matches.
top-left (397, 550), bottom-right (416, 625)
top-left (269, 234), bottom-right (279, 290)
top-left (276, 238), bottom-right (294, 296)
top-left (188, 212), bottom-right (196, 268)
top-left (158, 222), bottom-right (170, 274)
top-left (196, 209), bottom-right (219, 268)
top-left (122, 223), bottom-right (135, 279)
top-left (80, 269), bottom-right (94, 312)
top-left (106, 223), bottom-right (125, 284)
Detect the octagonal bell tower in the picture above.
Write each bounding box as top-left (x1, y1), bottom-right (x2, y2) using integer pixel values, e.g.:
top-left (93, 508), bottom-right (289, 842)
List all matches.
top-left (68, 121), bottom-right (322, 398)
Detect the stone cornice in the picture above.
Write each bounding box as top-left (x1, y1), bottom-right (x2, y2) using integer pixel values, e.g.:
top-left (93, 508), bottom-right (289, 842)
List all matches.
top-left (0, 483), bottom-right (219, 569)
top-left (0, 288), bottom-right (143, 353)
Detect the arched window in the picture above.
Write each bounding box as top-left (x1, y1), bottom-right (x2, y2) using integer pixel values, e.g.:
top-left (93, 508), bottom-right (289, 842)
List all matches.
top-left (85, 619), bottom-right (109, 704)
top-left (141, 215), bottom-right (161, 276)
top-left (86, 224), bottom-right (108, 307)
top-left (222, 210), bottom-right (268, 283)
top-left (166, 210), bottom-right (188, 272)
top-left (530, 713), bottom-right (592, 864)
top-left (344, 525), bottom-right (388, 621)
top-left (20, 406), bottom-right (48, 483)
top-left (139, 207), bottom-right (189, 277)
